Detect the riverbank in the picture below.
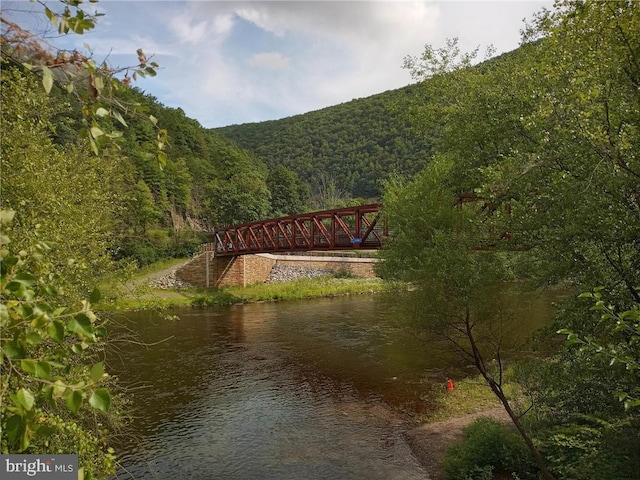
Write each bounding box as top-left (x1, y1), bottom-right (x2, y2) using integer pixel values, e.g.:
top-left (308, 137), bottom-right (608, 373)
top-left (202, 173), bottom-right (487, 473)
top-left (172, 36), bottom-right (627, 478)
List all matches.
top-left (407, 407), bottom-right (510, 480)
top-left (98, 259), bottom-right (392, 311)
top-left (406, 378), bottom-right (512, 479)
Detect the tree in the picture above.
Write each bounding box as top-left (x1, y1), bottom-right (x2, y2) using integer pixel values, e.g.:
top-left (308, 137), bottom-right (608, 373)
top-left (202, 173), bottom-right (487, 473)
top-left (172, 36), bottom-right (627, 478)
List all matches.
top-left (267, 165), bottom-right (310, 216)
top-left (512, 1), bottom-right (640, 307)
top-left (388, 1), bottom-right (640, 476)
top-left (311, 172), bottom-right (349, 210)
top-left (401, 0), bottom-right (640, 381)
top-left (206, 173), bottom-right (271, 227)
top-left (378, 157), bottom-right (557, 480)
top-left (559, 288), bottom-right (640, 411)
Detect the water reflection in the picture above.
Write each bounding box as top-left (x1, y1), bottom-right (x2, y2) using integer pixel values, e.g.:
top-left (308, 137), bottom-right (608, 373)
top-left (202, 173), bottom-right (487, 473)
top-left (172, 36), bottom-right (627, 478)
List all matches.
top-left (108, 290), bottom-right (562, 479)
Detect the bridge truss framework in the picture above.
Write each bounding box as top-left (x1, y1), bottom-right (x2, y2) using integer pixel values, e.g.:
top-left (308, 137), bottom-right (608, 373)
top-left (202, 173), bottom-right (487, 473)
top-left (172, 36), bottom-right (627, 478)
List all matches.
top-left (214, 204), bottom-right (386, 257)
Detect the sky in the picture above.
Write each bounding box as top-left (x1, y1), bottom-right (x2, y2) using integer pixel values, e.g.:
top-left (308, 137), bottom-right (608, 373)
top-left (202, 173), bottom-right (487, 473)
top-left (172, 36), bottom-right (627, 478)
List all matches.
top-left (5, 1), bottom-right (553, 128)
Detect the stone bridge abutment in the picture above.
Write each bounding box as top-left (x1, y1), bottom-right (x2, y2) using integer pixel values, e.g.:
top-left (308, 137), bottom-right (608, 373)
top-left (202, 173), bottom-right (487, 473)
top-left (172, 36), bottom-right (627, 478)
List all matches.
top-left (175, 251), bottom-right (378, 288)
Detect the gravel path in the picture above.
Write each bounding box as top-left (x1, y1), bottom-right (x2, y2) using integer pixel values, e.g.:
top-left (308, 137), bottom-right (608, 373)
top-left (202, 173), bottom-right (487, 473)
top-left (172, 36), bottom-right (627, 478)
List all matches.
top-left (127, 260), bottom-right (192, 290)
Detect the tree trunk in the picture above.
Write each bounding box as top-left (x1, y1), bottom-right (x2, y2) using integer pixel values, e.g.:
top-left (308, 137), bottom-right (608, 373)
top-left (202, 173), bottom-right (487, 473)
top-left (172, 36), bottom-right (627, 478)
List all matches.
top-left (486, 378), bottom-right (556, 480)
top-left (464, 307), bottom-right (556, 480)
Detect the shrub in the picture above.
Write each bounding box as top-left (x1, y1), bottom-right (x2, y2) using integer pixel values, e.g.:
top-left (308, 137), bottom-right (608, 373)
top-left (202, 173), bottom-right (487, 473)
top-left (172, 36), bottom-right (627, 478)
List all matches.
top-left (331, 268), bottom-right (356, 279)
top-left (536, 416), bottom-right (640, 480)
top-left (443, 417), bottom-right (537, 480)
top-left (166, 229), bottom-right (206, 258)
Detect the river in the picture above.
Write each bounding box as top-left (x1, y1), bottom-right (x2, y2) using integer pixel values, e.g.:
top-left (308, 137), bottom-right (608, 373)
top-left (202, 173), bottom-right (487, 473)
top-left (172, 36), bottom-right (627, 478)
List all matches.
top-left (108, 290), bottom-right (562, 479)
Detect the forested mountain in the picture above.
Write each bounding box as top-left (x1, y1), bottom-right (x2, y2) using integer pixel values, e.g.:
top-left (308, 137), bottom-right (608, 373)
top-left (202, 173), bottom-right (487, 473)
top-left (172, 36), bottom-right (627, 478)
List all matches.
top-left (3, 37), bottom-right (529, 276)
top-left (214, 84), bottom-right (433, 201)
top-left (213, 47), bottom-right (528, 203)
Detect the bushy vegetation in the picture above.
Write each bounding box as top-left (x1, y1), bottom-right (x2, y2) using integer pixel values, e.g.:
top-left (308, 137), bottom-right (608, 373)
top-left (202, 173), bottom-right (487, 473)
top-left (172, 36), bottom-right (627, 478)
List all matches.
top-left (1, 212), bottom-right (120, 478)
top-left (534, 415), bottom-right (640, 480)
top-left (443, 418), bottom-right (536, 480)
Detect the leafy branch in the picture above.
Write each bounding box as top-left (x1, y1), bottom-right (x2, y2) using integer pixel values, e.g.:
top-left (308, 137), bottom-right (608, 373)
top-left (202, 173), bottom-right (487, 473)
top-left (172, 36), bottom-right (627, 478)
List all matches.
top-left (0, 0), bottom-right (167, 164)
top-left (1, 210), bottom-right (112, 452)
top-left (558, 287), bottom-right (640, 410)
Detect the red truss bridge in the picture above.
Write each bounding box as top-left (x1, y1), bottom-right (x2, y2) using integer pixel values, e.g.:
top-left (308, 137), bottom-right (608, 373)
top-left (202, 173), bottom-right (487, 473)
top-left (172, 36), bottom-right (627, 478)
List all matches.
top-left (214, 204), bottom-right (386, 257)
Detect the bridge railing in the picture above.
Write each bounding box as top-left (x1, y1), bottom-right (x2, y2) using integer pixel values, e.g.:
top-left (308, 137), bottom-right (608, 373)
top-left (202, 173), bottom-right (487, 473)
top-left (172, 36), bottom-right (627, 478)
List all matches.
top-left (214, 203), bottom-right (386, 257)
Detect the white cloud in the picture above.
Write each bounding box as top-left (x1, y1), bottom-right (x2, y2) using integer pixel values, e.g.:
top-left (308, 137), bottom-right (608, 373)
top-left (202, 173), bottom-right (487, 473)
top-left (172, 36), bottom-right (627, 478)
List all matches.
top-left (169, 12), bottom-right (209, 45)
top-left (248, 52), bottom-right (291, 70)
top-left (234, 6), bottom-right (286, 37)
top-left (40, 0), bottom-right (553, 128)
top-left (181, 1), bottom-right (443, 121)
top-left (213, 13), bottom-right (235, 38)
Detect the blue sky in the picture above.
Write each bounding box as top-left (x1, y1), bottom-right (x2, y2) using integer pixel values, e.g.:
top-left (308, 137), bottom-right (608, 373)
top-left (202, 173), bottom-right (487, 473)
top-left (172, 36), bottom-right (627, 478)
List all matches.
top-left (4, 1), bottom-right (552, 128)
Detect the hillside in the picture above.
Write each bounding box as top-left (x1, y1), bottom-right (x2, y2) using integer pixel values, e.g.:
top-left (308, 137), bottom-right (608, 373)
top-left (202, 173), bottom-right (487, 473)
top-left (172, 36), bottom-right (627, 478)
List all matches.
top-left (1, 62), bottom-right (276, 268)
top-left (214, 84), bottom-right (433, 200)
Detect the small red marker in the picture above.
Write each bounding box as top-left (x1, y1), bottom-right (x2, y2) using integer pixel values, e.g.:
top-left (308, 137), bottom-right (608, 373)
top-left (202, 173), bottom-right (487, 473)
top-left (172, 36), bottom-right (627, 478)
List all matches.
top-left (447, 378), bottom-right (455, 390)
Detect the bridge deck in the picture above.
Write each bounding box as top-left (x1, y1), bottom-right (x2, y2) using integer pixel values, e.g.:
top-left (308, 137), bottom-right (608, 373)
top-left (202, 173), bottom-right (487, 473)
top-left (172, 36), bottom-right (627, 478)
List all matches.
top-left (214, 204), bottom-right (386, 257)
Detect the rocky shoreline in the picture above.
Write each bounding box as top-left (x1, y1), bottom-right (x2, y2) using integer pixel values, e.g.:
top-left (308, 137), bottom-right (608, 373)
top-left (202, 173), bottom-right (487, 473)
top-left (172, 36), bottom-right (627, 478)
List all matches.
top-left (147, 268), bottom-right (193, 289)
top-left (264, 263), bottom-right (332, 284)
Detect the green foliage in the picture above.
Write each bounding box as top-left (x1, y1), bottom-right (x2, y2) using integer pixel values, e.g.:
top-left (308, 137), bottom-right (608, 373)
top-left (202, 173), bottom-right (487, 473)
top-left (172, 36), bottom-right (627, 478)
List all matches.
top-left (536, 416), bottom-right (640, 480)
top-left (402, 1), bottom-right (640, 309)
top-left (130, 179), bottom-right (163, 232)
top-left (267, 165), bottom-right (310, 216)
top-left (115, 90), bottom-right (273, 229)
top-left (215, 83), bottom-right (434, 200)
top-left (1, 212), bottom-right (116, 477)
top-left (2, 51), bottom-right (271, 272)
top-left (443, 418), bottom-right (536, 480)
top-left (191, 290), bottom-right (240, 307)
top-left (0, 68), bottom-right (126, 299)
top-left (395, 4), bottom-right (640, 479)
top-left (385, 3), bottom-right (640, 478)
top-left (521, 353), bottom-right (631, 423)
top-left (403, 37), bottom-right (489, 78)
top-left (205, 172), bottom-right (271, 227)
top-left (378, 156), bottom-right (511, 337)
top-left (1, 0), bottom-right (165, 161)
top-left (558, 288), bottom-right (640, 410)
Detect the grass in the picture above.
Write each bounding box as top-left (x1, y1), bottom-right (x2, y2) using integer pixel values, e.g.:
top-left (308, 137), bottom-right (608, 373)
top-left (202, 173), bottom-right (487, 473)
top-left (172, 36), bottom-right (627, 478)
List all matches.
top-left (99, 273), bottom-right (391, 311)
top-left (98, 292), bottom-right (194, 311)
top-left (98, 257), bottom-right (190, 300)
top-left (225, 276), bottom-right (384, 302)
top-left (422, 375), bottom-right (516, 424)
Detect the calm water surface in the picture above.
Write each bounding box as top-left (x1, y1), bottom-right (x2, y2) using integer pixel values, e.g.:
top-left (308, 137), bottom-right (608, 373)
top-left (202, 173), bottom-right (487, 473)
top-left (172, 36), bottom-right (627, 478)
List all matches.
top-left (108, 291), bottom-right (561, 479)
